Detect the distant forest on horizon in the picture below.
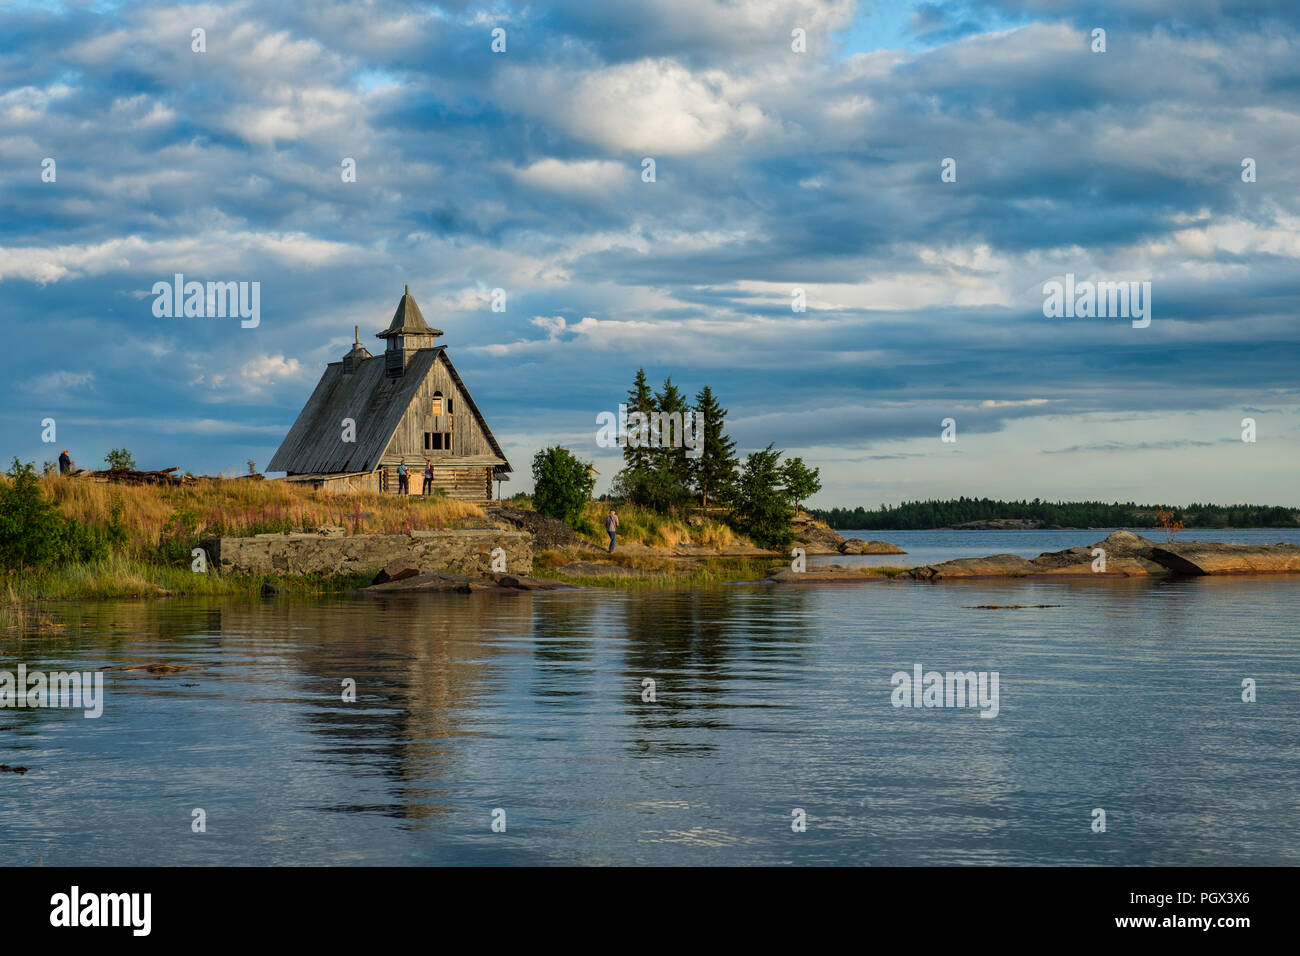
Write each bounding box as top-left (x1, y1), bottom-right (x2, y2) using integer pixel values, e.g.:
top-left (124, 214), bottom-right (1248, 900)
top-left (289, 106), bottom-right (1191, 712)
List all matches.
top-left (810, 498), bottom-right (1300, 531)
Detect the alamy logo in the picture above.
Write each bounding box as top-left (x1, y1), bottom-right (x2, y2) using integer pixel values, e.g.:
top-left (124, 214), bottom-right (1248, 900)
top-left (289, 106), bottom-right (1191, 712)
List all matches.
top-left (1042, 273), bottom-right (1151, 328)
top-left (0, 664), bottom-right (103, 718)
top-left (151, 273), bottom-right (260, 328)
top-left (596, 404), bottom-right (704, 458)
top-left (891, 663), bottom-right (999, 718)
top-left (50, 886), bottom-right (151, 936)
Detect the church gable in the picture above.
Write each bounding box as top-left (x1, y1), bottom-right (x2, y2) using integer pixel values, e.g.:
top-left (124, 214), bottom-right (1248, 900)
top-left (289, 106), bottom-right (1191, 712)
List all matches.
top-left (268, 287), bottom-right (511, 481)
top-left (382, 353), bottom-right (504, 464)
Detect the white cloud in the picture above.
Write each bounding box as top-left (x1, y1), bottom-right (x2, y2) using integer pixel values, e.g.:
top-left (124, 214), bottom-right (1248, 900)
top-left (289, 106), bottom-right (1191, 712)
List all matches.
top-left (512, 158), bottom-right (628, 195)
top-left (497, 58), bottom-right (770, 154)
top-left (28, 370), bottom-right (95, 395)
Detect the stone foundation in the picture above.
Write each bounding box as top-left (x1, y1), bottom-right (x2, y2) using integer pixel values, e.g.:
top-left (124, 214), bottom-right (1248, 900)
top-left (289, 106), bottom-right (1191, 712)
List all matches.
top-left (200, 530), bottom-right (531, 577)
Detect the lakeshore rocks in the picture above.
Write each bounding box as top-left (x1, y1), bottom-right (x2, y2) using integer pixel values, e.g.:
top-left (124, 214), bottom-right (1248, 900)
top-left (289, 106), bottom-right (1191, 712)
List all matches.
top-left (767, 566), bottom-right (894, 583)
top-left (372, 562), bottom-right (421, 585)
top-left (1027, 531), bottom-right (1167, 576)
top-left (909, 553), bottom-right (1038, 580)
top-left (1149, 540), bottom-right (1300, 575)
top-left (909, 531), bottom-right (1300, 580)
top-left (362, 570), bottom-right (566, 593)
top-left (201, 529), bottom-right (531, 577)
top-left (791, 512), bottom-right (847, 554)
top-left (840, 538), bottom-right (907, 555)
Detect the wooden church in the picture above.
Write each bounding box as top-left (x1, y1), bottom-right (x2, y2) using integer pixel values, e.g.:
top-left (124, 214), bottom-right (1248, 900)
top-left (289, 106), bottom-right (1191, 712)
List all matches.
top-left (268, 286), bottom-right (511, 500)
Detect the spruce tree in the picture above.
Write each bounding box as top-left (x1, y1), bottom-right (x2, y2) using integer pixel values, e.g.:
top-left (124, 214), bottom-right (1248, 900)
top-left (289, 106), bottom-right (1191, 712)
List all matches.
top-left (654, 376), bottom-right (692, 506)
top-left (690, 385), bottom-right (737, 508)
top-left (623, 367), bottom-right (656, 474)
top-left (614, 368), bottom-right (658, 506)
top-left (724, 444), bottom-right (795, 549)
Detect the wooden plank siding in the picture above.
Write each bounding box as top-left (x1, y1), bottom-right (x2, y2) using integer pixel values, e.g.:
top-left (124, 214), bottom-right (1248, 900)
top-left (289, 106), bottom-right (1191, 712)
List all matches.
top-left (376, 464), bottom-right (492, 501)
top-left (382, 356), bottom-right (499, 461)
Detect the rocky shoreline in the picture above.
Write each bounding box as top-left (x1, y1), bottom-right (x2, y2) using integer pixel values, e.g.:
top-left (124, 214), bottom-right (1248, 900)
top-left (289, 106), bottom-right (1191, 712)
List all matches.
top-left (791, 512), bottom-right (907, 555)
top-left (908, 531), bottom-right (1300, 580)
top-left (361, 561), bottom-right (570, 593)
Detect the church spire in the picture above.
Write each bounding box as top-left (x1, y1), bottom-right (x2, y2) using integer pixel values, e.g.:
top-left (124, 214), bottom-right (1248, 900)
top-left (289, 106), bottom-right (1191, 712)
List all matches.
top-left (378, 285), bottom-right (441, 376)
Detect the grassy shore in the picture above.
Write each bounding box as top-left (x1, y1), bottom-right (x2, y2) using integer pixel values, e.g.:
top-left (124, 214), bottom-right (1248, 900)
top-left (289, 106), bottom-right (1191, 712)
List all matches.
top-left (499, 496), bottom-right (745, 551)
top-left (0, 476), bottom-right (783, 633)
top-left (44, 473), bottom-right (489, 549)
top-left (0, 475), bottom-right (489, 632)
top-left (531, 552), bottom-right (774, 588)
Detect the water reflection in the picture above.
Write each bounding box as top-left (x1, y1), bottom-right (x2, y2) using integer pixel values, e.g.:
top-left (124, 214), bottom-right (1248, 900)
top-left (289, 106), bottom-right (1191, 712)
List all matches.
top-left (2, 575), bottom-right (1297, 865)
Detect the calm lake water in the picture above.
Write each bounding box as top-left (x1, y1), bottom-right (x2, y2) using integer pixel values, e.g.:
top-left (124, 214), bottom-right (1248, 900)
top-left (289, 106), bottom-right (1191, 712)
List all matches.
top-left (3, 530), bottom-right (1299, 866)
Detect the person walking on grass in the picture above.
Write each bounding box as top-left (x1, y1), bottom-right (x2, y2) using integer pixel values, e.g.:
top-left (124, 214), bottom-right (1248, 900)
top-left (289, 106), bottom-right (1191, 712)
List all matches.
top-left (422, 458), bottom-right (434, 496)
top-left (397, 459), bottom-right (409, 496)
top-left (606, 508), bottom-right (619, 553)
top-left (58, 449), bottom-right (72, 475)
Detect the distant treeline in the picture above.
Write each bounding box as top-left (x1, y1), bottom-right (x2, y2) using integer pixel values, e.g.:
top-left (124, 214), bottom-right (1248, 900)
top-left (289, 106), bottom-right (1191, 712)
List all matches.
top-left (810, 498), bottom-right (1300, 530)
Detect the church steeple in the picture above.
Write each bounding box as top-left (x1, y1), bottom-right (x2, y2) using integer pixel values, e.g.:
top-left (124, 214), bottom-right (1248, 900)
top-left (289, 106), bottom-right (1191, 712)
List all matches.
top-left (377, 285), bottom-right (442, 377)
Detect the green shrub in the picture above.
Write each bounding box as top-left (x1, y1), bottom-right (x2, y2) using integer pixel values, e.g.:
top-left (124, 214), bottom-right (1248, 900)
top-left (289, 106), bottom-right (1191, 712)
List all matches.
top-left (159, 508), bottom-right (202, 566)
top-left (532, 446), bottom-right (595, 527)
top-left (724, 445), bottom-right (796, 550)
top-left (106, 448), bottom-right (136, 470)
top-left (0, 459), bottom-right (108, 569)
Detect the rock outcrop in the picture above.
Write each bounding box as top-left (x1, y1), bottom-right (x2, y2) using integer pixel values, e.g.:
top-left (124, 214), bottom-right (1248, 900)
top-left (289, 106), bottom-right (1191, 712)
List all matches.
top-left (909, 553), bottom-right (1038, 580)
top-left (839, 538), bottom-right (907, 555)
top-left (362, 571), bottom-right (565, 593)
top-left (1149, 540), bottom-right (1300, 575)
top-left (909, 531), bottom-right (1300, 580)
top-left (791, 512), bottom-right (847, 554)
top-left (372, 562), bottom-right (421, 585)
top-left (767, 566), bottom-right (894, 583)
top-left (1026, 531), bottom-right (1167, 576)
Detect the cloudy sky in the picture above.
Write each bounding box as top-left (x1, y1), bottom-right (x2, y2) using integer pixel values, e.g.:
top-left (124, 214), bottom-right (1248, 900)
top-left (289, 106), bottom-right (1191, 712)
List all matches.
top-left (2, 0), bottom-right (1297, 508)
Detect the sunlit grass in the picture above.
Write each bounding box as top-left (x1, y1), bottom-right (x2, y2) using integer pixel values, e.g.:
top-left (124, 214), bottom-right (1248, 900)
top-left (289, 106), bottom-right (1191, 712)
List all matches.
top-left (34, 474), bottom-right (487, 558)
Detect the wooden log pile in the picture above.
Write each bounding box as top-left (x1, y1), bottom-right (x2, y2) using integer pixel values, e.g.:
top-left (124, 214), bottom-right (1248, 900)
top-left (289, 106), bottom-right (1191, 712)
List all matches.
top-left (67, 466), bottom-right (192, 486)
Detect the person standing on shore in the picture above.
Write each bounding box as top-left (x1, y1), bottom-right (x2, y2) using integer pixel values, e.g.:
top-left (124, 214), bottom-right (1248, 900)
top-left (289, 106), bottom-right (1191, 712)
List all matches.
top-left (606, 508), bottom-right (619, 553)
top-left (397, 460), bottom-right (409, 495)
top-left (422, 459), bottom-right (434, 496)
top-left (58, 449), bottom-right (72, 474)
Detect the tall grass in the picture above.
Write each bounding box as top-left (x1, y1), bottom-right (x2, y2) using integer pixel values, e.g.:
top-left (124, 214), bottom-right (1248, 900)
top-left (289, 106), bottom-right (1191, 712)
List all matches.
top-left (572, 501), bottom-right (743, 550)
top-left (6, 555), bottom-right (375, 606)
top-left (0, 475), bottom-right (489, 607)
top-left (36, 475), bottom-right (486, 560)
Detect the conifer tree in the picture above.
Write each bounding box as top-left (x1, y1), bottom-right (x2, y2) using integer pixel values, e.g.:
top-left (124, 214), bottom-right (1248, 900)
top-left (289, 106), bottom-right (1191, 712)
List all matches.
top-left (690, 385), bottom-right (737, 507)
top-left (623, 368), bottom-right (656, 475)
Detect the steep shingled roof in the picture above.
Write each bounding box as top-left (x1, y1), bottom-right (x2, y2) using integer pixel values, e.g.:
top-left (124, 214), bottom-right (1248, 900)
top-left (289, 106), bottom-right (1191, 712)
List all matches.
top-left (267, 347), bottom-right (511, 475)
